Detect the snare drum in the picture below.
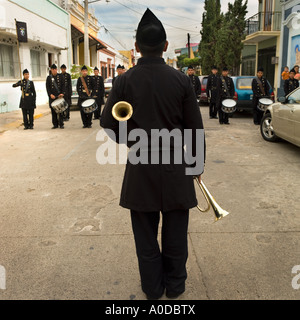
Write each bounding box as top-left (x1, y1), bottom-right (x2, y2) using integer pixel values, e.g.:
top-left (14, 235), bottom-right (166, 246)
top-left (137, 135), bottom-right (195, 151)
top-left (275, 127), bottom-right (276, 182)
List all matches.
top-left (258, 98), bottom-right (273, 112)
top-left (81, 99), bottom-right (98, 114)
top-left (51, 98), bottom-right (68, 114)
top-left (221, 99), bottom-right (237, 114)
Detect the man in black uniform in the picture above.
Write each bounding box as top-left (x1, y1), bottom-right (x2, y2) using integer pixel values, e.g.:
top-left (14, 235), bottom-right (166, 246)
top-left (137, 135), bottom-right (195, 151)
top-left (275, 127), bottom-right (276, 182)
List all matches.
top-left (251, 67), bottom-right (270, 125)
top-left (206, 65), bottom-right (219, 119)
top-left (101, 9), bottom-right (205, 300)
top-left (77, 65), bottom-right (95, 128)
top-left (284, 69), bottom-right (299, 96)
top-left (12, 69), bottom-right (36, 130)
top-left (46, 64), bottom-right (65, 129)
top-left (60, 64), bottom-right (72, 121)
top-left (92, 67), bottom-right (105, 120)
top-left (217, 67), bottom-right (235, 125)
top-left (187, 65), bottom-right (201, 101)
top-left (112, 64), bottom-right (124, 85)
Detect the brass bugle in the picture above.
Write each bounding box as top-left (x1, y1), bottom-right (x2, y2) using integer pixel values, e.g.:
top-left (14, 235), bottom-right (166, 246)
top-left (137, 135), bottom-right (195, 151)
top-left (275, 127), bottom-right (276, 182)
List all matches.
top-left (112, 101), bottom-right (133, 121)
top-left (194, 177), bottom-right (229, 222)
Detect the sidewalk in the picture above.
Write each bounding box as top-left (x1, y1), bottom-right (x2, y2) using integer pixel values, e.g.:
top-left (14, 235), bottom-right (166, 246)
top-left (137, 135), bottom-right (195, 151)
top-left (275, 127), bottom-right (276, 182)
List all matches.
top-left (0, 104), bottom-right (51, 133)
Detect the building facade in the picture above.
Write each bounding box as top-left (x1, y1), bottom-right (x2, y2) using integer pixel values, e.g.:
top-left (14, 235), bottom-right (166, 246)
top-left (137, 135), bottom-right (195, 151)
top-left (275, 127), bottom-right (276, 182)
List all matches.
top-left (277, 0), bottom-right (300, 97)
top-left (0, 0), bottom-right (70, 113)
top-left (242, 0), bottom-right (282, 96)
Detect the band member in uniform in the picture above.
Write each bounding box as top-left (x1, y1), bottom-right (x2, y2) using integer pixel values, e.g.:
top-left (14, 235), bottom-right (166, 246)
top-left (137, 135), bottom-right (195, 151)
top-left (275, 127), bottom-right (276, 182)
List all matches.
top-left (12, 69), bottom-right (36, 130)
top-left (187, 65), bottom-right (201, 101)
top-left (101, 9), bottom-right (205, 300)
top-left (206, 66), bottom-right (219, 119)
top-left (92, 67), bottom-right (105, 120)
top-left (284, 69), bottom-right (299, 96)
top-left (251, 67), bottom-right (270, 125)
top-left (46, 64), bottom-right (65, 129)
top-left (217, 67), bottom-right (235, 125)
top-left (60, 64), bottom-right (72, 121)
top-left (112, 64), bottom-right (124, 85)
top-left (77, 65), bottom-right (95, 128)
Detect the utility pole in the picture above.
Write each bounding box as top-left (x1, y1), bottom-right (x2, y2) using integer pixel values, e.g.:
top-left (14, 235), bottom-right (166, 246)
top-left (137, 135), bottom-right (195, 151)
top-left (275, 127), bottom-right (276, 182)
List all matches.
top-left (187, 33), bottom-right (191, 59)
top-left (84, 0), bottom-right (90, 67)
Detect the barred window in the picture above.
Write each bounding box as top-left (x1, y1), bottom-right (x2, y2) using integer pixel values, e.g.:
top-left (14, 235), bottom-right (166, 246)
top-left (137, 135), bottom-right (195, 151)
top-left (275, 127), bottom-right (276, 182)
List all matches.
top-left (30, 50), bottom-right (41, 77)
top-left (0, 44), bottom-right (19, 78)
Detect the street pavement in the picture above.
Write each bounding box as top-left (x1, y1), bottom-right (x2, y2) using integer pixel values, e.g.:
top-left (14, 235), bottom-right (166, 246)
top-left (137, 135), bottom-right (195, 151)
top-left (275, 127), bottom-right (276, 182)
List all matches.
top-left (0, 104), bottom-right (300, 300)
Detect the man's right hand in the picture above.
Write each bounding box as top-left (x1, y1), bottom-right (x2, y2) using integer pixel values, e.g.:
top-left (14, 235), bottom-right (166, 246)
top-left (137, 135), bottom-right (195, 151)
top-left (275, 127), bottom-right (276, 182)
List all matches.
top-left (50, 94), bottom-right (55, 100)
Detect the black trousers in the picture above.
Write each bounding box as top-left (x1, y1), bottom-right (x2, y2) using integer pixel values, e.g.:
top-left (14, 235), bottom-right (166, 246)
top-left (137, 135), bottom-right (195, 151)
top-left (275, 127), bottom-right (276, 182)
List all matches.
top-left (80, 108), bottom-right (93, 127)
top-left (218, 98), bottom-right (229, 124)
top-left (64, 96), bottom-right (71, 120)
top-left (130, 209), bottom-right (189, 298)
top-left (209, 101), bottom-right (218, 117)
top-left (50, 107), bottom-right (64, 127)
top-left (22, 108), bottom-right (34, 128)
top-left (253, 98), bottom-right (264, 124)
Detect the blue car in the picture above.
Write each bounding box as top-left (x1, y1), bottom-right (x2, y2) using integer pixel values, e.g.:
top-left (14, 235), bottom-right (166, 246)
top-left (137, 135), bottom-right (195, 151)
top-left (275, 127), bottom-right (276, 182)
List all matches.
top-left (231, 76), bottom-right (274, 112)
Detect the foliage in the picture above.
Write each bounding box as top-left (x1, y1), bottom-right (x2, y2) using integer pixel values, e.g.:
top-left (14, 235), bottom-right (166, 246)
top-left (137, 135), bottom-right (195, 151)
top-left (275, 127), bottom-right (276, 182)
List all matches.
top-left (70, 65), bottom-right (94, 79)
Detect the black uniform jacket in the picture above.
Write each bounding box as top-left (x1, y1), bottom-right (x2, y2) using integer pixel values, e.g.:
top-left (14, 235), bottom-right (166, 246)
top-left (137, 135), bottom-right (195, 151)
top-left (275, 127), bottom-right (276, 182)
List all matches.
top-left (76, 75), bottom-right (95, 107)
top-left (188, 75), bottom-right (201, 97)
top-left (206, 74), bottom-right (219, 103)
top-left (46, 73), bottom-right (66, 105)
top-left (217, 76), bottom-right (235, 100)
top-left (101, 57), bottom-right (205, 212)
top-left (252, 77), bottom-right (270, 99)
top-left (61, 72), bottom-right (72, 103)
top-left (92, 75), bottom-right (105, 105)
top-left (284, 78), bottom-right (299, 96)
top-left (13, 79), bottom-right (36, 109)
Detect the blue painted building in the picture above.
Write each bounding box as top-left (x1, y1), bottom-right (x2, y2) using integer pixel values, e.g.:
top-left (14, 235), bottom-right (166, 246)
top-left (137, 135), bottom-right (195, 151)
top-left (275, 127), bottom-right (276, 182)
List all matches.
top-left (277, 0), bottom-right (300, 97)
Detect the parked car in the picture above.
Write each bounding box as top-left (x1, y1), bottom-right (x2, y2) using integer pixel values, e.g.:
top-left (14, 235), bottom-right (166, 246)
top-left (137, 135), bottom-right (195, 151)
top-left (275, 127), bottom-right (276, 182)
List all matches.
top-left (260, 87), bottom-right (300, 147)
top-left (104, 77), bottom-right (113, 99)
top-left (231, 76), bottom-right (274, 112)
top-left (198, 75), bottom-right (208, 105)
top-left (71, 79), bottom-right (78, 107)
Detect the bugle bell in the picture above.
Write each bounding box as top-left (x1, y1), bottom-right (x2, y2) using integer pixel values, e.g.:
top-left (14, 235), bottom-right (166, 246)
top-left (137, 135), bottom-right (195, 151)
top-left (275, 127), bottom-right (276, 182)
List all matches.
top-left (194, 177), bottom-right (229, 222)
top-left (112, 101), bottom-right (133, 121)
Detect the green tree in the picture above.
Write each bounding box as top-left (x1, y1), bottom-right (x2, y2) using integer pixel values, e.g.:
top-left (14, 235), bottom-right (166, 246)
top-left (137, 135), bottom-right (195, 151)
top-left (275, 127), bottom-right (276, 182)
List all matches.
top-left (198, 0), bottom-right (222, 74)
top-left (177, 53), bottom-right (188, 69)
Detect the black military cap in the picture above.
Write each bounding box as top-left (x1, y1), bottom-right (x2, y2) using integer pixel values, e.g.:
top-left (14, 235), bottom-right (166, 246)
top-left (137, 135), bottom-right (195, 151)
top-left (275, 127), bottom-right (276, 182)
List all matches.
top-left (290, 69), bottom-right (296, 74)
top-left (211, 65), bottom-right (217, 70)
top-left (121, 65), bottom-right (125, 69)
top-left (257, 66), bottom-right (264, 72)
top-left (222, 67), bottom-right (228, 71)
top-left (81, 65), bottom-right (88, 71)
top-left (23, 69), bottom-right (29, 75)
top-left (188, 65), bottom-right (194, 69)
top-left (94, 67), bottom-right (99, 71)
top-left (116, 64), bottom-right (122, 69)
top-left (60, 64), bottom-right (67, 69)
top-left (51, 64), bottom-right (57, 69)
top-left (136, 8), bottom-right (166, 46)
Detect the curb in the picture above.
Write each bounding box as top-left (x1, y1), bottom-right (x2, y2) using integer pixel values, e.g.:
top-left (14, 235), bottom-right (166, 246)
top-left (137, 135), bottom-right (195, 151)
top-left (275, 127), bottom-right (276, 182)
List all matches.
top-left (0, 110), bottom-right (51, 134)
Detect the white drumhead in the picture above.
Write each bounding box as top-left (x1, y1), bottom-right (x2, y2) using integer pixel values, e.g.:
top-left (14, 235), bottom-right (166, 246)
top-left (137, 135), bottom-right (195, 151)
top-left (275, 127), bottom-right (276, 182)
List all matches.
top-left (51, 98), bottom-right (65, 106)
top-left (259, 98), bottom-right (273, 106)
top-left (82, 99), bottom-right (95, 107)
top-left (222, 99), bottom-right (236, 107)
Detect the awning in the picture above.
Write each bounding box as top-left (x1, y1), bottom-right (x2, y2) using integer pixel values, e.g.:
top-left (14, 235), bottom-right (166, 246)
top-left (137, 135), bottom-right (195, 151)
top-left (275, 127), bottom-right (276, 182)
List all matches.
top-left (71, 24), bottom-right (106, 50)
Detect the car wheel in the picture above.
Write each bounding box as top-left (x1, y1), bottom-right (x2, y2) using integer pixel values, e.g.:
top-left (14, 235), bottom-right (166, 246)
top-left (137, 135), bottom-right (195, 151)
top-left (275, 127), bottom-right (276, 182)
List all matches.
top-left (260, 113), bottom-right (278, 142)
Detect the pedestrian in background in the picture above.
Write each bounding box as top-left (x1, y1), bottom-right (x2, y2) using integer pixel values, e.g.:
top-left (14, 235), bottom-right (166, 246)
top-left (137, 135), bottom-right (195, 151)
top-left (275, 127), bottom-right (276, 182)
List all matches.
top-left (206, 66), bottom-right (219, 119)
top-left (281, 66), bottom-right (290, 81)
top-left (284, 69), bottom-right (299, 96)
top-left (60, 64), bottom-right (72, 121)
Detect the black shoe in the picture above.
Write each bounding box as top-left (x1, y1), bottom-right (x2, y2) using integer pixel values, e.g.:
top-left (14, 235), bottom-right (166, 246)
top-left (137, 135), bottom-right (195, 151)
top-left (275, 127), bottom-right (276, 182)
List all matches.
top-left (60, 125), bottom-right (64, 129)
top-left (254, 122), bottom-right (259, 125)
top-left (224, 122), bottom-right (230, 125)
top-left (213, 116), bottom-right (218, 119)
top-left (87, 125), bottom-right (92, 128)
top-left (166, 290), bottom-right (184, 299)
top-left (219, 122), bottom-right (224, 125)
top-left (29, 126), bottom-right (33, 129)
top-left (83, 125), bottom-right (87, 128)
top-left (24, 127), bottom-right (29, 130)
top-left (52, 126), bottom-right (58, 129)
top-left (146, 292), bottom-right (164, 300)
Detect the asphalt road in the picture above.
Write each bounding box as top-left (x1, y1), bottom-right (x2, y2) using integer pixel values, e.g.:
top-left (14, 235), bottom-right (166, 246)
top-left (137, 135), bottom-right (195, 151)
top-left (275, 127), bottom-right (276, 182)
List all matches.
top-left (0, 106), bottom-right (300, 300)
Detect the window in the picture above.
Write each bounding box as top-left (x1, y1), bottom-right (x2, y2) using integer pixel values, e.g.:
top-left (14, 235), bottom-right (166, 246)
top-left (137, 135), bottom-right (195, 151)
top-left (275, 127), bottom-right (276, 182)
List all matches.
top-left (0, 44), bottom-right (18, 78)
top-left (30, 50), bottom-right (41, 77)
top-left (236, 77), bottom-right (254, 90)
top-left (288, 88), bottom-right (300, 104)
